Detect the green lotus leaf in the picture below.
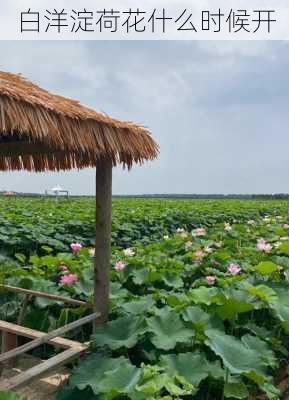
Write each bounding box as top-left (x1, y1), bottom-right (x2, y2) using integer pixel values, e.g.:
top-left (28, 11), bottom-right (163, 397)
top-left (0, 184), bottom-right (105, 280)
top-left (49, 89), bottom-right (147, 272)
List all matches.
top-left (162, 272), bottom-right (183, 288)
top-left (279, 241), bottom-right (289, 255)
top-left (224, 383), bottom-right (249, 399)
top-left (270, 302), bottom-right (289, 331)
top-left (241, 334), bottom-right (277, 368)
top-left (135, 363), bottom-right (195, 397)
top-left (147, 309), bottom-right (193, 350)
top-left (216, 298), bottom-right (254, 320)
top-left (205, 329), bottom-right (265, 377)
top-left (182, 306), bottom-right (224, 332)
top-left (255, 262), bottom-right (277, 275)
top-left (182, 306), bottom-right (210, 324)
top-left (70, 354), bottom-right (141, 397)
top-left (137, 372), bottom-right (193, 397)
top-left (259, 382), bottom-right (281, 400)
top-left (132, 268), bottom-right (150, 285)
top-left (244, 284), bottom-right (277, 302)
top-left (121, 296), bottom-right (155, 315)
top-left (161, 352), bottom-right (220, 387)
top-left (92, 316), bottom-right (146, 350)
top-left (189, 287), bottom-right (224, 306)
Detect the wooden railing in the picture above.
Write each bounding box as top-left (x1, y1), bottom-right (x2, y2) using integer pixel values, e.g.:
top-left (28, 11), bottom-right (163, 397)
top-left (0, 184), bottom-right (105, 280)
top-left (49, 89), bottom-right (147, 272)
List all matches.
top-left (0, 285), bottom-right (99, 391)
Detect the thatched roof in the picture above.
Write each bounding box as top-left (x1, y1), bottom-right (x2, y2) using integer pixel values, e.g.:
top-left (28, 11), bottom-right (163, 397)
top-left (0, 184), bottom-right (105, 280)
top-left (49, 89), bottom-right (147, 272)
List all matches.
top-left (0, 71), bottom-right (159, 171)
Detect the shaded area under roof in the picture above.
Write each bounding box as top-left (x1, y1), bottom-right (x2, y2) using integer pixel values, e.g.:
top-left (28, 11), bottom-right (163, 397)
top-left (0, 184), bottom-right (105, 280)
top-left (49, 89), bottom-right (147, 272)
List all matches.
top-left (0, 71), bottom-right (159, 172)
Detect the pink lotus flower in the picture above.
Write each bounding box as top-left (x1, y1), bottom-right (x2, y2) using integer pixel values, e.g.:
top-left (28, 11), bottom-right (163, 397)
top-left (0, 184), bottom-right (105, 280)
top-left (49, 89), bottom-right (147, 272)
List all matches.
top-left (59, 274), bottom-right (78, 285)
top-left (193, 228), bottom-right (206, 237)
top-left (256, 238), bottom-right (272, 253)
top-left (70, 242), bottom-right (82, 253)
top-left (115, 261), bottom-right (126, 271)
top-left (59, 262), bottom-right (68, 273)
top-left (284, 224), bottom-right (289, 229)
top-left (185, 241), bottom-right (193, 251)
top-left (89, 248), bottom-right (95, 257)
top-left (194, 250), bottom-right (205, 260)
top-left (206, 276), bottom-right (216, 285)
top-left (227, 263), bottom-right (241, 276)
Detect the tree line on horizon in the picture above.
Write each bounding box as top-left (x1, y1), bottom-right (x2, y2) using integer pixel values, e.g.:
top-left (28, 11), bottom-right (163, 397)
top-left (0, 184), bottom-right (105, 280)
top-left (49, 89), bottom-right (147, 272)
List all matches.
top-left (2, 191), bottom-right (289, 200)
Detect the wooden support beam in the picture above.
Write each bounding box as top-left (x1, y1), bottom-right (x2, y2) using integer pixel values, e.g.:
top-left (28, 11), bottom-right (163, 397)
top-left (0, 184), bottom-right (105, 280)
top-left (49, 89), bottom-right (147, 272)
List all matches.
top-left (1, 346), bottom-right (85, 391)
top-left (0, 312), bottom-right (98, 364)
top-left (94, 158), bottom-right (112, 327)
top-left (0, 320), bottom-right (87, 350)
top-left (0, 285), bottom-right (93, 309)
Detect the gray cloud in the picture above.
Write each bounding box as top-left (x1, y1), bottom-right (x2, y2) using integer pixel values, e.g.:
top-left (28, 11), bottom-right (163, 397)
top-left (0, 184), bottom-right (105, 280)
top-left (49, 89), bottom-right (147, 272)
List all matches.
top-left (0, 41), bottom-right (288, 195)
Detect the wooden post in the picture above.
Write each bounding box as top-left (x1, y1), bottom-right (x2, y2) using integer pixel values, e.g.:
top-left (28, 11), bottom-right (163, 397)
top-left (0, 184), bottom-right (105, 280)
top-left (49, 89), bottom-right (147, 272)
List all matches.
top-left (1, 332), bottom-right (17, 368)
top-left (94, 158), bottom-right (112, 328)
top-left (1, 332), bottom-right (17, 354)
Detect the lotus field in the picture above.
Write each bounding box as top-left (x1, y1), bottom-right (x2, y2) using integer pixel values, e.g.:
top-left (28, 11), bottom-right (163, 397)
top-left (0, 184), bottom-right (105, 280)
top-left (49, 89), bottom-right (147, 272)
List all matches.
top-left (3, 198), bottom-right (289, 399)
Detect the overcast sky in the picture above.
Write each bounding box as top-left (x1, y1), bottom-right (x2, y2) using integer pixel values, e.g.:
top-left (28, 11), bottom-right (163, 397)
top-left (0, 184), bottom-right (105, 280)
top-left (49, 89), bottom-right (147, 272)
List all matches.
top-left (0, 40), bottom-right (288, 195)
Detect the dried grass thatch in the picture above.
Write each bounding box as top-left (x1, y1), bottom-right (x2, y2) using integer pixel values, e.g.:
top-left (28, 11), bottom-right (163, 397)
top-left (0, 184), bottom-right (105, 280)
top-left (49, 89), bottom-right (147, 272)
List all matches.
top-left (0, 71), bottom-right (159, 171)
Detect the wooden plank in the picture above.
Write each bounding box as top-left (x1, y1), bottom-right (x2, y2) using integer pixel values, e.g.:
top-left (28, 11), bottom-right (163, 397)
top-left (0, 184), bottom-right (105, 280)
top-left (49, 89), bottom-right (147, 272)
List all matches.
top-left (2, 347), bottom-right (85, 390)
top-left (0, 312), bottom-right (98, 363)
top-left (94, 158), bottom-right (112, 328)
top-left (0, 285), bottom-right (93, 309)
top-left (0, 320), bottom-right (87, 350)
